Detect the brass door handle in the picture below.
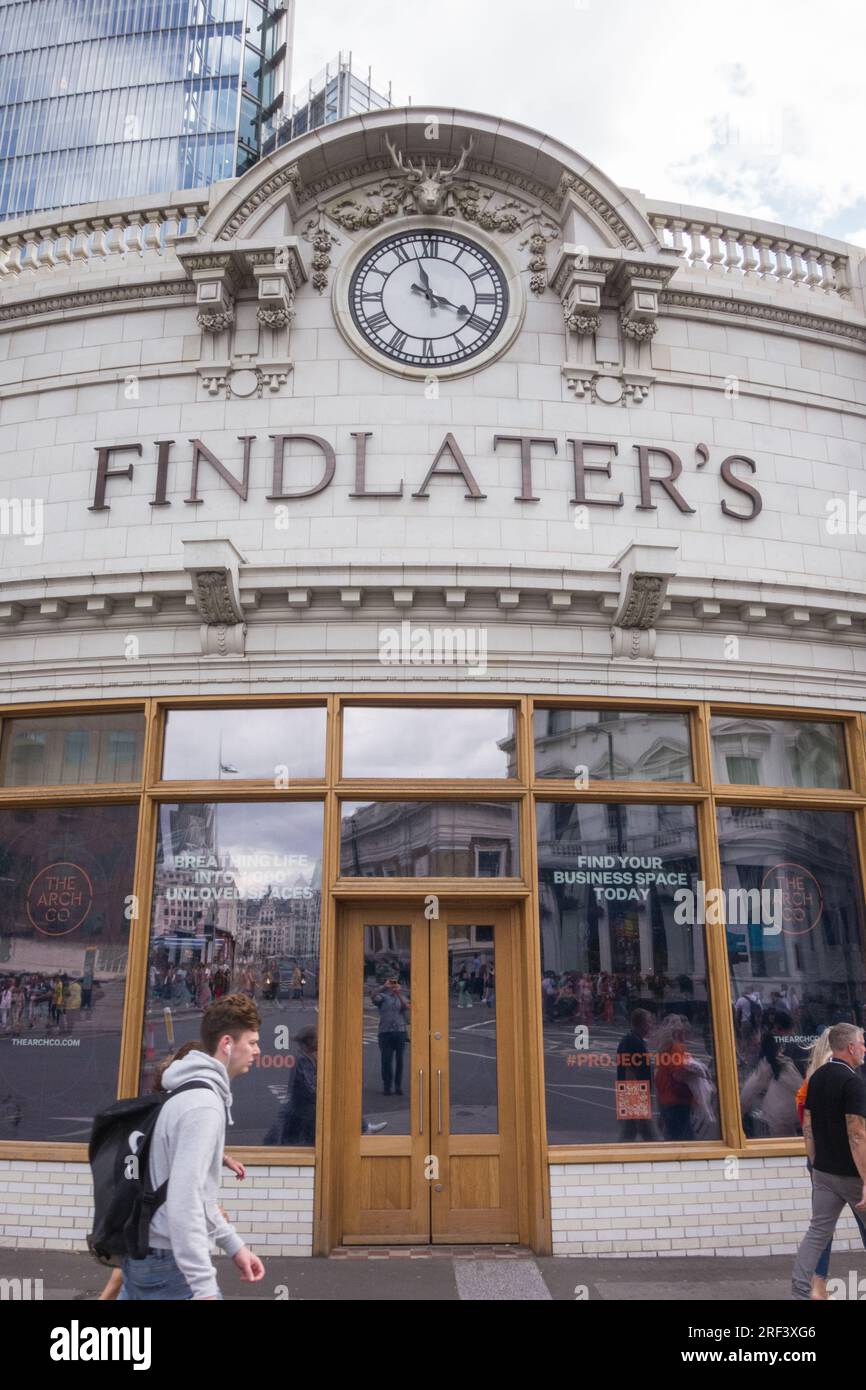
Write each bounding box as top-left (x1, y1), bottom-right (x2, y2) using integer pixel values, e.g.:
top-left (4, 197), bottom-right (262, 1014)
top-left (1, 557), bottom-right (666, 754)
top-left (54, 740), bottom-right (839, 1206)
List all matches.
top-left (419, 1068), bottom-right (424, 1135)
top-left (437, 1068), bottom-right (443, 1135)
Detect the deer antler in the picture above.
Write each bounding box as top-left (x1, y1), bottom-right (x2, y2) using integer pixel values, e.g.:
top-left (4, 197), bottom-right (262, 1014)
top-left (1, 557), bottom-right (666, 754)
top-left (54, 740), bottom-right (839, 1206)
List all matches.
top-left (385, 135), bottom-right (422, 179)
top-left (441, 137), bottom-right (474, 182)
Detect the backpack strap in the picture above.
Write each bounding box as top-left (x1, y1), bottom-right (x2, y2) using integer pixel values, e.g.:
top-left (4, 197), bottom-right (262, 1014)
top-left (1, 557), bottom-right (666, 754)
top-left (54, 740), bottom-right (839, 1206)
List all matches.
top-left (140, 1081), bottom-right (217, 1203)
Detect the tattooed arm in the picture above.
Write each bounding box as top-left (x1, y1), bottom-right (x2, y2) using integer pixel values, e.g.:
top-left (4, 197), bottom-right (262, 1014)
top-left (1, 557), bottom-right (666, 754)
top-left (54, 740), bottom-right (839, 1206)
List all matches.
top-left (845, 1113), bottom-right (866, 1207)
top-left (802, 1109), bottom-right (815, 1164)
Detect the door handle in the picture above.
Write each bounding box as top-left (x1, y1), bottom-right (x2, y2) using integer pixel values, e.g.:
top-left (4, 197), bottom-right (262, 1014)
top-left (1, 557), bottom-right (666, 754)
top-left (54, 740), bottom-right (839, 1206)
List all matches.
top-left (437, 1068), bottom-right (443, 1135)
top-left (418, 1068), bottom-right (424, 1135)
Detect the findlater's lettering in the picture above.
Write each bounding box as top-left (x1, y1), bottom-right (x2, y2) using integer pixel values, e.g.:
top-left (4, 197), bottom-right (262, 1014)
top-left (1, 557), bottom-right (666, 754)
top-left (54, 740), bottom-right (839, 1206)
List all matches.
top-left (89, 433), bottom-right (763, 520)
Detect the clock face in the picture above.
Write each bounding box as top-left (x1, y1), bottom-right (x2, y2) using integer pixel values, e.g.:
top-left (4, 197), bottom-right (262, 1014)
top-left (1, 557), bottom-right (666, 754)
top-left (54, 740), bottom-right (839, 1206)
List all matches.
top-left (349, 229), bottom-right (509, 369)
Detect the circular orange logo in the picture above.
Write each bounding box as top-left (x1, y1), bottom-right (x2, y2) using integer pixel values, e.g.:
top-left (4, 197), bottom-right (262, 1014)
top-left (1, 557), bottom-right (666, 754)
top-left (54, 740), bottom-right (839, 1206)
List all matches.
top-left (761, 862), bottom-right (824, 936)
top-left (26, 861), bottom-right (94, 936)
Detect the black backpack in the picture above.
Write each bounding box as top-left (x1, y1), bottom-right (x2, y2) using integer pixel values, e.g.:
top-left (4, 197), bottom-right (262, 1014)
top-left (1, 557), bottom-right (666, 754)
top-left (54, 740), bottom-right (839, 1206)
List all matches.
top-left (86, 1081), bottom-right (211, 1263)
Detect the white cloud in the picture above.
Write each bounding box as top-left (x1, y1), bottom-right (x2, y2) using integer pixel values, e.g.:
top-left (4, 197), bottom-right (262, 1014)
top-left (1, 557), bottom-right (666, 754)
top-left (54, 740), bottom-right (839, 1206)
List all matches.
top-left (289, 0), bottom-right (866, 241)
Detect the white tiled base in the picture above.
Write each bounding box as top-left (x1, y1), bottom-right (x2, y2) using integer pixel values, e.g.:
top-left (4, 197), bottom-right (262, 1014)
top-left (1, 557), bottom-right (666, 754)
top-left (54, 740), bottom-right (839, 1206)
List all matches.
top-left (550, 1156), bottom-right (866, 1257)
top-left (0, 1160), bottom-right (315, 1255)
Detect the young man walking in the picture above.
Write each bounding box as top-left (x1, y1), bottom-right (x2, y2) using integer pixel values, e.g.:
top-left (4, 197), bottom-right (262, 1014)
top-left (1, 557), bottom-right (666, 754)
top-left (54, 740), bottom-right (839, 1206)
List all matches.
top-left (120, 993), bottom-right (266, 1300)
top-left (791, 1022), bottom-right (866, 1299)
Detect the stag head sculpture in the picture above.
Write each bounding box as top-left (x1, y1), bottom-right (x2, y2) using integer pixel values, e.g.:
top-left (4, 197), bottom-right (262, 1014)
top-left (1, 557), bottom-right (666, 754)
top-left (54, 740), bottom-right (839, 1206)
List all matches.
top-left (384, 135), bottom-right (475, 214)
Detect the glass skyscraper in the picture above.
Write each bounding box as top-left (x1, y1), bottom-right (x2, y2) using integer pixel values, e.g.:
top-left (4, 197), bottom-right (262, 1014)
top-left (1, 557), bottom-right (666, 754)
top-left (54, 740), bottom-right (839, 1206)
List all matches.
top-left (0, 0), bottom-right (294, 219)
top-left (263, 51), bottom-right (393, 156)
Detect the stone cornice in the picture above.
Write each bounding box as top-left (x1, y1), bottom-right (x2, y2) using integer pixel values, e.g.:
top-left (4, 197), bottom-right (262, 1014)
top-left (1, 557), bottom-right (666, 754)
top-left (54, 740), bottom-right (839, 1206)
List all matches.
top-left (0, 278), bottom-right (193, 323)
top-left (660, 288), bottom-right (866, 346)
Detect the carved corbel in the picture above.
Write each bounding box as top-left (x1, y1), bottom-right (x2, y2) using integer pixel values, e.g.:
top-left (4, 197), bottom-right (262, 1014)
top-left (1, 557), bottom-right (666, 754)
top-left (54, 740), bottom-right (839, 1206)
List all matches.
top-left (609, 542), bottom-right (678, 660)
top-left (243, 242), bottom-right (308, 379)
top-left (609, 257), bottom-right (674, 382)
top-left (183, 538), bottom-right (247, 657)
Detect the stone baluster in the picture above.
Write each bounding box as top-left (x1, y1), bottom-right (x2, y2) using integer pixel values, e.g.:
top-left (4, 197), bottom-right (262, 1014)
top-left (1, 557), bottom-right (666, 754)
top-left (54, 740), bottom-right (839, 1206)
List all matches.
top-left (105, 215), bottom-right (127, 259)
top-left (163, 207), bottom-right (181, 247)
top-left (772, 240), bottom-right (791, 286)
top-left (650, 214), bottom-right (670, 250)
top-left (37, 229), bottom-right (58, 270)
top-left (818, 251), bottom-right (837, 293)
top-left (55, 223), bottom-right (75, 268)
top-left (706, 225), bottom-right (725, 273)
top-left (757, 236), bottom-right (775, 278)
top-left (804, 247), bottom-right (822, 289)
top-left (723, 230), bottom-right (741, 272)
top-left (788, 244), bottom-right (807, 287)
top-left (740, 233), bottom-right (759, 279)
top-left (181, 204), bottom-right (202, 238)
top-left (688, 222), bottom-right (707, 270)
top-left (90, 218), bottom-right (108, 261)
top-left (4, 235), bottom-right (23, 275)
top-left (833, 255), bottom-right (851, 299)
top-left (72, 221), bottom-right (91, 267)
top-left (126, 212), bottom-right (144, 256)
top-left (20, 231), bottom-right (40, 272)
top-left (143, 211), bottom-right (163, 258)
top-left (670, 219), bottom-right (688, 258)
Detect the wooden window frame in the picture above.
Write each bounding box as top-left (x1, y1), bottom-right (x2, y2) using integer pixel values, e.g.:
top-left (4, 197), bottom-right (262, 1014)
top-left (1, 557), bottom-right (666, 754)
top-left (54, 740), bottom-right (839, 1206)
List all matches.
top-left (0, 693), bottom-right (862, 1181)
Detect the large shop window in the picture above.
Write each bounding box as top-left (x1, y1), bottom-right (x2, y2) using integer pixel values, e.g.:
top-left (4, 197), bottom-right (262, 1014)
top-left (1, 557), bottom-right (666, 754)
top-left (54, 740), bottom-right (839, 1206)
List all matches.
top-left (342, 706), bottom-right (517, 779)
top-left (141, 802), bottom-right (324, 1146)
top-left (340, 801), bottom-right (520, 877)
top-left (710, 716), bottom-right (848, 788)
top-left (0, 712), bottom-right (145, 786)
top-left (719, 807), bottom-right (866, 1139)
top-left (0, 804), bottom-right (139, 1142)
top-left (533, 708), bottom-right (693, 782)
top-left (537, 802), bottom-right (720, 1145)
top-left (161, 706), bottom-right (326, 781)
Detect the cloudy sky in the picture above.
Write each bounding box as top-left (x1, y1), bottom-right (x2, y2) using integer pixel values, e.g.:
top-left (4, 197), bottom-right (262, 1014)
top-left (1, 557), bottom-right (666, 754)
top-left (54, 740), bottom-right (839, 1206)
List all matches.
top-left (290, 0), bottom-right (866, 247)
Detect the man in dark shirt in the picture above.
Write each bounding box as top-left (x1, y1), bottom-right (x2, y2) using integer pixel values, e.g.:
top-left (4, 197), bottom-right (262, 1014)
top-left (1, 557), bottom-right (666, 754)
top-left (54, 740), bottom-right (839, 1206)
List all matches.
top-left (616, 1008), bottom-right (657, 1142)
top-left (791, 1022), bottom-right (866, 1299)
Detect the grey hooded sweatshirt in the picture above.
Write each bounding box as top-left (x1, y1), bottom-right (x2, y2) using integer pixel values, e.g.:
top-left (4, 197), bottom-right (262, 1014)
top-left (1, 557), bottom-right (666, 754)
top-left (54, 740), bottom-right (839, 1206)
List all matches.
top-left (146, 1049), bottom-right (244, 1299)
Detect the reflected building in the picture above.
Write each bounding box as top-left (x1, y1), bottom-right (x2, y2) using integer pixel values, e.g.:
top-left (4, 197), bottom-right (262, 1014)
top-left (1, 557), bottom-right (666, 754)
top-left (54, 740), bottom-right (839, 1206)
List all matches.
top-left (262, 50), bottom-right (393, 156)
top-left (0, 0), bottom-right (294, 218)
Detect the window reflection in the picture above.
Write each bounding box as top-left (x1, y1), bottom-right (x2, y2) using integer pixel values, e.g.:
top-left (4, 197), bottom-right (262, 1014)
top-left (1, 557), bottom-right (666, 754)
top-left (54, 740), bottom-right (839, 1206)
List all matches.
top-left (342, 706), bottom-right (517, 779)
top-left (710, 716), bottom-right (848, 788)
top-left (719, 807), bottom-right (866, 1138)
top-left (534, 709), bottom-right (692, 782)
top-left (537, 801), bottom-right (720, 1145)
top-left (341, 802), bottom-right (519, 877)
top-left (0, 712), bottom-right (144, 786)
top-left (162, 706), bottom-right (326, 780)
top-left (0, 804), bottom-right (139, 1141)
top-left (142, 802), bottom-right (324, 1146)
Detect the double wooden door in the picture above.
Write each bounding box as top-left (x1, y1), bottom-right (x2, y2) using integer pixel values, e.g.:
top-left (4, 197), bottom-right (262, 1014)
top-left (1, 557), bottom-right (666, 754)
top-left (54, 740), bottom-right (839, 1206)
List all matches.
top-left (336, 903), bottom-right (519, 1244)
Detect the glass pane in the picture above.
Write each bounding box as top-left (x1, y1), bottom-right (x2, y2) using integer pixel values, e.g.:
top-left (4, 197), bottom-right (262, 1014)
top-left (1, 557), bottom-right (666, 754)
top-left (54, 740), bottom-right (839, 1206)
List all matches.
top-left (361, 925), bottom-right (412, 1135)
top-left (0, 804), bottom-right (139, 1140)
top-left (537, 801), bottom-right (720, 1145)
top-left (448, 924), bottom-right (497, 1134)
top-left (342, 706), bottom-right (517, 778)
top-left (162, 706), bottom-right (326, 780)
top-left (533, 709), bottom-right (692, 782)
top-left (340, 802), bottom-right (519, 876)
top-left (141, 802), bottom-right (324, 1146)
top-left (711, 716), bottom-right (848, 788)
top-left (0, 712), bottom-right (145, 786)
top-left (719, 807), bottom-right (866, 1138)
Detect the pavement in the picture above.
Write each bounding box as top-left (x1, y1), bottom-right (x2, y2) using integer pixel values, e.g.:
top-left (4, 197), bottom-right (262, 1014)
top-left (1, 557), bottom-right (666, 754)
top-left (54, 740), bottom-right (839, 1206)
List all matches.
top-left (1, 1248), bottom-right (812, 1301)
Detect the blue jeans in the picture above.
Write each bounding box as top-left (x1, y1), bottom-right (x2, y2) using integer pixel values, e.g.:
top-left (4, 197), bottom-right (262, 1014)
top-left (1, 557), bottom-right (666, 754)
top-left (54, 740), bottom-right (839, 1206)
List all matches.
top-left (118, 1248), bottom-right (222, 1301)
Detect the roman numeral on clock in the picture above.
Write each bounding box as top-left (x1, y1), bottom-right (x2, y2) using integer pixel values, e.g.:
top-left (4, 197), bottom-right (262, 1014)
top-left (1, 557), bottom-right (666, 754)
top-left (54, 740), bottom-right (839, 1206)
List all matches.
top-left (464, 313), bottom-right (489, 333)
top-left (475, 293), bottom-right (497, 305)
top-left (419, 236), bottom-right (439, 258)
top-left (392, 244), bottom-right (412, 264)
top-left (421, 339), bottom-right (435, 360)
top-left (366, 310), bottom-right (390, 332)
top-left (388, 329), bottom-right (408, 353)
top-left (469, 268), bottom-right (489, 282)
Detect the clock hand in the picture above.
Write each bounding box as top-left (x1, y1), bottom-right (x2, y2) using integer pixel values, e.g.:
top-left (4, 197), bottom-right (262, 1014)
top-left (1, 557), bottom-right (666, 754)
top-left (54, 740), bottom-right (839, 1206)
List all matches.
top-left (417, 264), bottom-right (431, 292)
